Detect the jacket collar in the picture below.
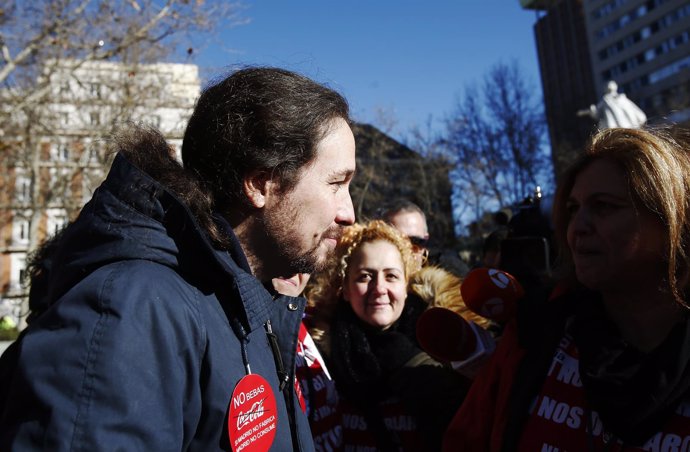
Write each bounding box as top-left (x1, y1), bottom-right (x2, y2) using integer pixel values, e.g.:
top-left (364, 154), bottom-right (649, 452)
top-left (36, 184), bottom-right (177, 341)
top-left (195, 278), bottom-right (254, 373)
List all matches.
top-left (75, 153), bottom-right (273, 334)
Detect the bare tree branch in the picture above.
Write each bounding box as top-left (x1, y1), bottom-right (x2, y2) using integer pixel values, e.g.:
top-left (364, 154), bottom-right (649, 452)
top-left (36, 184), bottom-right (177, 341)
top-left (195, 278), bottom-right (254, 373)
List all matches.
top-left (442, 60), bottom-right (552, 233)
top-left (0, 0), bottom-right (246, 325)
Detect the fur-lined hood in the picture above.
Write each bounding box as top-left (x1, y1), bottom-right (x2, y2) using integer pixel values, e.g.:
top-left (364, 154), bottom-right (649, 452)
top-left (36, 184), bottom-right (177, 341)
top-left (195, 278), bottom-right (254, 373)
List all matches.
top-left (409, 266), bottom-right (490, 328)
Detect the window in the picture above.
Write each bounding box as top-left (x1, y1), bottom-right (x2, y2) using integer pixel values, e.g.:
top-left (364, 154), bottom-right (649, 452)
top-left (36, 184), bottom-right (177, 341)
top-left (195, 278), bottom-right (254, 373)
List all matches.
top-left (649, 55), bottom-right (690, 84)
top-left (622, 35), bottom-right (635, 47)
top-left (90, 112), bottom-right (100, 125)
top-left (60, 111), bottom-right (69, 126)
top-left (19, 221), bottom-right (28, 240)
top-left (592, 0), bottom-right (630, 20)
top-left (48, 168), bottom-right (72, 202)
top-left (52, 216), bottom-right (67, 234)
top-left (595, 0), bottom-right (673, 39)
top-left (9, 253), bottom-right (26, 290)
top-left (47, 209), bottom-right (68, 236)
top-left (50, 141), bottom-right (71, 162)
top-left (12, 217), bottom-right (30, 245)
top-left (12, 214), bottom-right (31, 246)
top-left (59, 144), bottom-right (69, 162)
top-left (641, 26), bottom-right (652, 39)
top-left (15, 175), bottom-right (30, 204)
top-left (87, 144), bottom-right (101, 163)
top-left (90, 83), bottom-right (102, 99)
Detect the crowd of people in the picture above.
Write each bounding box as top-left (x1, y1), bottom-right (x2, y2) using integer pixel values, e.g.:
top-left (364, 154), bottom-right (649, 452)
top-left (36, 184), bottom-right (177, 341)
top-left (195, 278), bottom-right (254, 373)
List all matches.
top-left (1, 65), bottom-right (690, 452)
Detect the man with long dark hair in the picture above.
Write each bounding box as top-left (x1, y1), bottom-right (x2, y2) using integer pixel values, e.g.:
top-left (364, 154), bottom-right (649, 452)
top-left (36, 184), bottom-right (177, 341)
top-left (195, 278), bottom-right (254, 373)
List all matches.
top-left (0, 67), bottom-right (356, 451)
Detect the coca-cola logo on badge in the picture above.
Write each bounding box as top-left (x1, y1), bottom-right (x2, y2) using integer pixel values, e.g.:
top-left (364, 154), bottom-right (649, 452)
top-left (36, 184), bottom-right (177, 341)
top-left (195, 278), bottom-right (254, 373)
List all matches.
top-left (228, 374), bottom-right (277, 452)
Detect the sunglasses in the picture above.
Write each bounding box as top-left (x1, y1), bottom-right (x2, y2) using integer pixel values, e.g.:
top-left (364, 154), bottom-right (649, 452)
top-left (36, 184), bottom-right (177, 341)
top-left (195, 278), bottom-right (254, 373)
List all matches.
top-left (408, 236), bottom-right (429, 248)
top-left (408, 236), bottom-right (429, 264)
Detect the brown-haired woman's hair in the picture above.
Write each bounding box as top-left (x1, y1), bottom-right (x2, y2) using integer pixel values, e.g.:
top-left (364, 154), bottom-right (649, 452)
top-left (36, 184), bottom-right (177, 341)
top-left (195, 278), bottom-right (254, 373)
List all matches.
top-left (306, 220), bottom-right (416, 348)
top-left (552, 126), bottom-right (690, 307)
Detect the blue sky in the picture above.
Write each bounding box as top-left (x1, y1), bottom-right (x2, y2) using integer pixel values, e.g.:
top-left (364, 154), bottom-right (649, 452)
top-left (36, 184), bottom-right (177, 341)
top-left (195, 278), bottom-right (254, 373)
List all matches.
top-left (193, 1), bottom-right (544, 143)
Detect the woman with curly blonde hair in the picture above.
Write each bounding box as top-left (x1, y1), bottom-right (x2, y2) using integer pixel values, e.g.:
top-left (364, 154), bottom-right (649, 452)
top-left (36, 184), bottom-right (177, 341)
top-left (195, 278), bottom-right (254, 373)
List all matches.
top-left (307, 220), bottom-right (415, 344)
top-left (306, 220), bottom-right (469, 452)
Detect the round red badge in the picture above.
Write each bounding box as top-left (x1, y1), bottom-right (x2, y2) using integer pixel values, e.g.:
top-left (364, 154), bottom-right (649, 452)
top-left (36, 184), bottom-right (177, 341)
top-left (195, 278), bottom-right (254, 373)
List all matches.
top-left (228, 374), bottom-right (278, 452)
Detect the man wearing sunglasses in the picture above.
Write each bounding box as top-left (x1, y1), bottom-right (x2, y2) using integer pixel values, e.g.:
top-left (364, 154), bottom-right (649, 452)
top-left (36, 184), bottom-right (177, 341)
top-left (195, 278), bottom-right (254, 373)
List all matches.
top-left (379, 199), bottom-right (430, 270)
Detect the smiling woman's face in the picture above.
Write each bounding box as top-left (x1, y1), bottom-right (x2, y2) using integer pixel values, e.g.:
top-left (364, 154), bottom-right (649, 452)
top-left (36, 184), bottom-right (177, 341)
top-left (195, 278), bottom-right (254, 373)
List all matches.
top-left (566, 158), bottom-right (667, 294)
top-left (343, 240), bottom-right (408, 330)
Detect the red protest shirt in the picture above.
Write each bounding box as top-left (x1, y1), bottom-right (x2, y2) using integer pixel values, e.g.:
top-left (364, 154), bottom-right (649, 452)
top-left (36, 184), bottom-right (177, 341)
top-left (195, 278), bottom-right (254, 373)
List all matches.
top-left (339, 396), bottom-right (424, 452)
top-left (295, 322), bottom-right (343, 452)
top-left (517, 333), bottom-right (690, 452)
top-left (443, 321), bottom-right (690, 452)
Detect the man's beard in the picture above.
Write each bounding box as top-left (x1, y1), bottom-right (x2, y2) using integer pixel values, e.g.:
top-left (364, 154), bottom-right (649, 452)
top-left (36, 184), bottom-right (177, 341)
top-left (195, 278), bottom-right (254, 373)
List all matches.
top-left (260, 204), bottom-right (342, 276)
top-left (285, 246), bottom-right (321, 275)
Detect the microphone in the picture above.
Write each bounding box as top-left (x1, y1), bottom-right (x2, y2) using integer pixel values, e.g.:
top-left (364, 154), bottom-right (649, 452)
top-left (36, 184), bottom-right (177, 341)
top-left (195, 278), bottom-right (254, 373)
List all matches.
top-left (460, 268), bottom-right (524, 323)
top-left (416, 307), bottom-right (476, 363)
top-left (416, 307), bottom-right (496, 378)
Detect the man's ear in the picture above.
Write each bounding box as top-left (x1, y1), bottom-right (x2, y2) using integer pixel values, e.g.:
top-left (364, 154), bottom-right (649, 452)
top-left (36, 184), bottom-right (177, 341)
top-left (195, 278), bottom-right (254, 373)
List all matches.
top-left (243, 170), bottom-right (272, 209)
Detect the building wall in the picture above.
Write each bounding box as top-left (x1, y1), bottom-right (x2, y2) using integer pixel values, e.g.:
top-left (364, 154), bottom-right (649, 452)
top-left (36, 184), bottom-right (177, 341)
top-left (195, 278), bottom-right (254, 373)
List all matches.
top-left (523, 0), bottom-right (690, 178)
top-left (0, 60), bottom-right (200, 326)
top-left (531, 0), bottom-right (599, 178)
top-left (583, 0), bottom-right (690, 122)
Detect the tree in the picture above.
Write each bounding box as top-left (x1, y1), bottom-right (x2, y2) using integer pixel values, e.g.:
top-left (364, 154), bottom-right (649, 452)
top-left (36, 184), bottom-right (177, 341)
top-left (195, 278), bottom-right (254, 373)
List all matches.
top-left (442, 61), bottom-right (552, 234)
top-left (404, 117), bottom-right (457, 245)
top-left (0, 1), bottom-right (245, 105)
top-left (0, 0), bottom-right (244, 324)
top-left (348, 121), bottom-right (456, 247)
top-left (352, 110), bottom-right (458, 247)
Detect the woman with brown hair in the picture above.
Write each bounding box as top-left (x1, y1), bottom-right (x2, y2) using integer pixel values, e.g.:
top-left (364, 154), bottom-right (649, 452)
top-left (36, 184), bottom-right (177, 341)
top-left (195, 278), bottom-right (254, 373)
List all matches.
top-left (444, 127), bottom-right (690, 451)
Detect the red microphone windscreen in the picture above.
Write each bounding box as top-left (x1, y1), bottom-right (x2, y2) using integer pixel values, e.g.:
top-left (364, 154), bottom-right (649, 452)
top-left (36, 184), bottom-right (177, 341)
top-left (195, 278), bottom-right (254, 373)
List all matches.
top-left (460, 268), bottom-right (524, 322)
top-left (416, 307), bottom-right (477, 362)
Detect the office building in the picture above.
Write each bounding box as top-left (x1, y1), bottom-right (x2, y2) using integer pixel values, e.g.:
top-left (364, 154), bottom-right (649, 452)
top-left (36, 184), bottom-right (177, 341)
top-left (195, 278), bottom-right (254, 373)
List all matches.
top-left (584, 0), bottom-right (690, 123)
top-left (522, 0), bottom-right (690, 176)
top-left (0, 60), bottom-right (200, 326)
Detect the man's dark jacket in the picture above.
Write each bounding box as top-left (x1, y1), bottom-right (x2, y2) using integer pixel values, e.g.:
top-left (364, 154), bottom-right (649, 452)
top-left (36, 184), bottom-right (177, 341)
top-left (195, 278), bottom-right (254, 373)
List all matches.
top-left (0, 147), bottom-right (315, 451)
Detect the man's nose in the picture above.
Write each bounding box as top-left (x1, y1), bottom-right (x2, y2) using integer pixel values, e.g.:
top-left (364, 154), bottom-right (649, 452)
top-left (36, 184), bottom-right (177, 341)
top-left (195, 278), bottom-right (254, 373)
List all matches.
top-left (335, 189), bottom-right (355, 226)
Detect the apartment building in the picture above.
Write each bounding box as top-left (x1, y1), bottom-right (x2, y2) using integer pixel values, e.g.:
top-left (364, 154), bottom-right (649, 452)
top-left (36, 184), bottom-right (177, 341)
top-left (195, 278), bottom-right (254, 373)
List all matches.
top-left (585, 0), bottom-right (690, 123)
top-left (0, 60), bottom-right (200, 326)
top-left (522, 0), bottom-right (690, 176)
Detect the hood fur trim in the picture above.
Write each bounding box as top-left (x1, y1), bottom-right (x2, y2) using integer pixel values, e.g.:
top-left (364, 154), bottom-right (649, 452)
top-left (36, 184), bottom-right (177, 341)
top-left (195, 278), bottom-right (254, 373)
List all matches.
top-left (409, 266), bottom-right (491, 328)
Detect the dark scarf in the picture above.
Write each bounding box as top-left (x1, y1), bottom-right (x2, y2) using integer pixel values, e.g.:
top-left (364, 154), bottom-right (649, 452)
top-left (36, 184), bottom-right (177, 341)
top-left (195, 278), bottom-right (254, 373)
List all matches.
top-left (570, 292), bottom-right (690, 446)
top-left (328, 301), bottom-right (422, 396)
top-left (327, 301), bottom-right (423, 451)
